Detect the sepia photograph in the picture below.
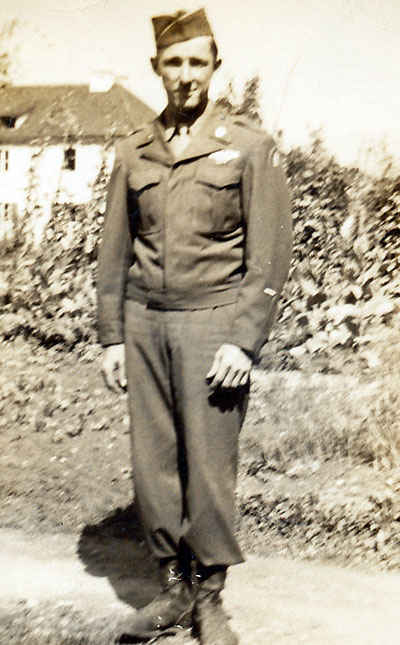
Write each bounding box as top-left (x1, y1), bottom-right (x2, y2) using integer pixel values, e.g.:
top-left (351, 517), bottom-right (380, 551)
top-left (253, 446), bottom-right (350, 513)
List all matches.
top-left (0, 1), bottom-right (399, 643)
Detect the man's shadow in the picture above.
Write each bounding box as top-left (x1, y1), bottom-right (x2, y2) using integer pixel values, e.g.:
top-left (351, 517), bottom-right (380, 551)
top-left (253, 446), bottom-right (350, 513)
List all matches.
top-left (77, 502), bottom-right (160, 610)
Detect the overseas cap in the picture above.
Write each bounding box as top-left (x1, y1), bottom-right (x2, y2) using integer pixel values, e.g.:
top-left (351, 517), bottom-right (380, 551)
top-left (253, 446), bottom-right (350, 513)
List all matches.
top-left (152, 8), bottom-right (214, 49)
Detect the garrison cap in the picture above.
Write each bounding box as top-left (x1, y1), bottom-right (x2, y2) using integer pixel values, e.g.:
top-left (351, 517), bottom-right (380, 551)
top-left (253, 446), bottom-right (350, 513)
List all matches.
top-left (152, 8), bottom-right (214, 49)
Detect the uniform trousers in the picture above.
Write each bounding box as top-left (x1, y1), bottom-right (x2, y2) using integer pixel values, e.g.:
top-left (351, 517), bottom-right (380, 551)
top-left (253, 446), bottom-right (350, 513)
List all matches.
top-left (124, 299), bottom-right (247, 567)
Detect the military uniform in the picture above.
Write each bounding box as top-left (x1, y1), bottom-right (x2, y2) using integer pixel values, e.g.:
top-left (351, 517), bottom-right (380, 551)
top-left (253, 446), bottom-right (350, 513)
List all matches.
top-left (98, 11), bottom-right (291, 642)
top-left (98, 105), bottom-right (291, 352)
top-left (97, 104), bottom-right (291, 566)
top-left (97, 101), bottom-right (291, 569)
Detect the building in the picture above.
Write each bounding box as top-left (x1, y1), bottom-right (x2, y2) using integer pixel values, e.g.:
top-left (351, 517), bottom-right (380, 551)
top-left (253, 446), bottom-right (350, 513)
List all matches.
top-left (0, 79), bottom-right (154, 241)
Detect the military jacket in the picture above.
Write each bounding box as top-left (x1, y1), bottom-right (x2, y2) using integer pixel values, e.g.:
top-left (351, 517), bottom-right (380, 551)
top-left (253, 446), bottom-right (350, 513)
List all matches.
top-left (97, 104), bottom-right (292, 356)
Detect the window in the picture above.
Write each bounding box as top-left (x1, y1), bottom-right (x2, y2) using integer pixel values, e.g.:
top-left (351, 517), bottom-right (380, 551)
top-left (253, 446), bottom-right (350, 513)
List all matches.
top-left (63, 147), bottom-right (76, 171)
top-left (0, 116), bottom-right (16, 128)
top-left (0, 149), bottom-right (9, 172)
top-left (0, 114), bottom-right (28, 129)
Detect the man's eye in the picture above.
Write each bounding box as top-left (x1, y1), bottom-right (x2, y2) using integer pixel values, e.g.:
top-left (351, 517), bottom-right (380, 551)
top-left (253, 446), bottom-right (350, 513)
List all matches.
top-left (190, 58), bottom-right (208, 67)
top-left (164, 58), bottom-right (182, 67)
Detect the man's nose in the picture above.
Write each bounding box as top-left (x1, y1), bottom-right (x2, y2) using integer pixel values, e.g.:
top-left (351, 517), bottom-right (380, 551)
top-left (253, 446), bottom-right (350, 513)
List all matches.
top-left (179, 62), bottom-right (193, 84)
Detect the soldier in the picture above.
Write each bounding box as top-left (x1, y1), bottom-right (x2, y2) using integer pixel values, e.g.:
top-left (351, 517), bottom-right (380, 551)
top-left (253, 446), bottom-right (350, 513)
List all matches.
top-left (97, 8), bottom-right (292, 645)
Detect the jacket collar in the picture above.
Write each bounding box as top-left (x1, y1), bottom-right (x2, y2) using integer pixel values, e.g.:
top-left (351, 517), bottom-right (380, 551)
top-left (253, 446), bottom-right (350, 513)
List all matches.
top-left (132, 121), bottom-right (171, 165)
top-left (134, 103), bottom-right (233, 166)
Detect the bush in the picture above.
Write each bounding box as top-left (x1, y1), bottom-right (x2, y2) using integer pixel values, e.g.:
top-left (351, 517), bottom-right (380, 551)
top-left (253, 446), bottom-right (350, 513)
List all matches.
top-left (265, 134), bottom-right (399, 372)
top-left (0, 160), bottom-right (109, 348)
top-left (1, 130), bottom-right (399, 369)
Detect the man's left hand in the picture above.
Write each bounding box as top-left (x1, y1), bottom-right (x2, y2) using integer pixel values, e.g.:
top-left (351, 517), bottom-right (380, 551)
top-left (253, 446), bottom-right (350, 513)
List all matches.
top-left (206, 343), bottom-right (252, 390)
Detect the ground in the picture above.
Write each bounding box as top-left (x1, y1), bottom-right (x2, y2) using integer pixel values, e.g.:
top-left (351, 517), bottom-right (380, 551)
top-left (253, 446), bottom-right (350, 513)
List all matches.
top-left (1, 335), bottom-right (400, 643)
top-left (1, 529), bottom-right (400, 645)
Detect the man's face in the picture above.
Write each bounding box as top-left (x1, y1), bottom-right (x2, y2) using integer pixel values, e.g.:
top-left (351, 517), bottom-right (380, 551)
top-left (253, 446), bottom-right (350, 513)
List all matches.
top-left (152, 36), bottom-right (220, 113)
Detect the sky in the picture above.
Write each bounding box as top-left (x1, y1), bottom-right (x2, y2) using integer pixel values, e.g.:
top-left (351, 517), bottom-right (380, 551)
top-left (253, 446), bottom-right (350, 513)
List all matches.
top-left (1, 0), bottom-right (400, 172)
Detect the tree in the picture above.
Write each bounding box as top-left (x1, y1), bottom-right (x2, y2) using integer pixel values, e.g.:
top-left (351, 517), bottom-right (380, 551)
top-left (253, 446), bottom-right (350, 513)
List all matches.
top-left (234, 76), bottom-right (262, 125)
top-left (216, 75), bottom-right (262, 125)
top-left (0, 19), bottom-right (17, 87)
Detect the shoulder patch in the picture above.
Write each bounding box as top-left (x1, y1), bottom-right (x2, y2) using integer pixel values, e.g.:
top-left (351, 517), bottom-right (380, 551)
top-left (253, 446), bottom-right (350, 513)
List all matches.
top-left (268, 145), bottom-right (281, 168)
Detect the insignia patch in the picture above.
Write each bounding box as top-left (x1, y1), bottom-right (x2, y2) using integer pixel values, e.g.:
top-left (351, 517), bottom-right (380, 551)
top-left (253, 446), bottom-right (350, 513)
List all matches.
top-left (269, 146), bottom-right (281, 168)
top-left (209, 149), bottom-right (240, 164)
top-left (214, 126), bottom-right (227, 139)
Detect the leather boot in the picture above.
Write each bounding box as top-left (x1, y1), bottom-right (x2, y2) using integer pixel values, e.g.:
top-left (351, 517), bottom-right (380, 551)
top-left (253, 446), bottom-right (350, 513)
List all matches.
top-left (116, 558), bottom-right (194, 643)
top-left (193, 565), bottom-right (239, 645)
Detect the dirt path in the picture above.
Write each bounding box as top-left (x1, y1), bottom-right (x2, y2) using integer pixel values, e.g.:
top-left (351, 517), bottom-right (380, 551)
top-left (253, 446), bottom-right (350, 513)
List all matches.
top-left (1, 529), bottom-right (400, 644)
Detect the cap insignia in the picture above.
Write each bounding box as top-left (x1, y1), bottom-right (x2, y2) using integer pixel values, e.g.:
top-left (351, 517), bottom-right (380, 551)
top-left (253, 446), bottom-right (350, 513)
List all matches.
top-left (214, 126), bottom-right (227, 139)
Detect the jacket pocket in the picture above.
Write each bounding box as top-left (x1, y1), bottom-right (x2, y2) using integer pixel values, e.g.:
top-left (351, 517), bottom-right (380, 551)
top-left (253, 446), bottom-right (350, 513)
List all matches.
top-left (195, 164), bottom-right (242, 233)
top-left (196, 164), bottom-right (241, 189)
top-left (128, 168), bottom-right (164, 235)
top-left (128, 168), bottom-right (163, 193)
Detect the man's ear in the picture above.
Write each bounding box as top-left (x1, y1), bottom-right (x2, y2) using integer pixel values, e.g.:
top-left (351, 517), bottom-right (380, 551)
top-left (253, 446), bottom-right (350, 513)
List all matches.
top-left (214, 58), bottom-right (222, 72)
top-left (151, 56), bottom-right (160, 76)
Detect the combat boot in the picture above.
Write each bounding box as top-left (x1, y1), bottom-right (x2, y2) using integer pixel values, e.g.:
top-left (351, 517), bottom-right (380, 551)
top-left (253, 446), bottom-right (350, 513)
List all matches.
top-left (116, 557), bottom-right (194, 643)
top-left (193, 565), bottom-right (239, 645)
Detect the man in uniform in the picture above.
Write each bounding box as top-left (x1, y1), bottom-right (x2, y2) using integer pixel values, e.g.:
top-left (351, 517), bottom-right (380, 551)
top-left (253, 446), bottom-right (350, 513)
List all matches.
top-left (97, 8), bottom-right (292, 644)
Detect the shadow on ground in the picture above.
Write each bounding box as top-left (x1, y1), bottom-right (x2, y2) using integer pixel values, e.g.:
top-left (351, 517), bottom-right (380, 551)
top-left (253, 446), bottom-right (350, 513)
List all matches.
top-left (77, 503), bottom-right (160, 610)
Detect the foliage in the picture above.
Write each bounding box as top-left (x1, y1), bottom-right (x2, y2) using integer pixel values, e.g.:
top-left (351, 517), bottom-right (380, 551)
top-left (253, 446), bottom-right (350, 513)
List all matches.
top-left (215, 80), bottom-right (399, 372)
top-left (240, 477), bottom-right (400, 569)
top-left (0, 19), bottom-right (17, 86)
top-left (235, 76), bottom-right (263, 124)
top-left (1, 80), bottom-right (399, 373)
top-left (247, 367), bottom-right (400, 474)
top-left (216, 74), bottom-right (262, 124)
top-left (264, 133), bottom-right (400, 373)
top-left (2, 339), bottom-right (400, 569)
top-left (237, 367), bottom-right (400, 567)
top-left (2, 77), bottom-right (400, 573)
top-left (0, 156), bottom-right (109, 348)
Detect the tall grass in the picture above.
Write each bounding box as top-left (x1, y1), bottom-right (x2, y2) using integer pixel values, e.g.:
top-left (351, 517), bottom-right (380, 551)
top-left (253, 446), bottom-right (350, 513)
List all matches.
top-left (243, 351), bottom-right (400, 473)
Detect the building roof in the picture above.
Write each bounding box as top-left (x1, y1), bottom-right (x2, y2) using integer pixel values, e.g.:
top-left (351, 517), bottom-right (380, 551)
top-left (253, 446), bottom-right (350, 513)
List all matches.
top-left (0, 83), bottom-right (155, 145)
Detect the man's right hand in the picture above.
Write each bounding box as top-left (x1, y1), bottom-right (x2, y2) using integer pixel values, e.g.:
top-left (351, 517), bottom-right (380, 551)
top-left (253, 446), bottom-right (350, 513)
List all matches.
top-left (101, 343), bottom-right (127, 391)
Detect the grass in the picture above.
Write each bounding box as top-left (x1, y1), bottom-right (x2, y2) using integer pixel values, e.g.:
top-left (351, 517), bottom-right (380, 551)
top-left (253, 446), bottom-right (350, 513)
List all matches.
top-left (2, 326), bottom-right (400, 568)
top-left (244, 325), bottom-right (400, 475)
top-left (235, 329), bottom-right (400, 568)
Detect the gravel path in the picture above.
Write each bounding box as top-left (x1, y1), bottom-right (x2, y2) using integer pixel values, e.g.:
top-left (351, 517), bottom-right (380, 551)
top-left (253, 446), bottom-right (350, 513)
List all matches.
top-left (1, 529), bottom-right (400, 644)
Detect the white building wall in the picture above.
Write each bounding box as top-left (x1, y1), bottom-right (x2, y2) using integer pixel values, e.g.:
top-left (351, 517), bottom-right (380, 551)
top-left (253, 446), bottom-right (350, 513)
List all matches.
top-left (0, 146), bottom-right (32, 212)
top-left (0, 143), bottom-right (115, 243)
top-left (0, 143), bottom-right (114, 208)
top-left (35, 144), bottom-right (114, 204)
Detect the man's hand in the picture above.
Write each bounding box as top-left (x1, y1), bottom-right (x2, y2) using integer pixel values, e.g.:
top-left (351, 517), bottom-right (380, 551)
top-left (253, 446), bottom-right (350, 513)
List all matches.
top-left (206, 343), bottom-right (252, 390)
top-left (101, 343), bottom-right (127, 391)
